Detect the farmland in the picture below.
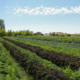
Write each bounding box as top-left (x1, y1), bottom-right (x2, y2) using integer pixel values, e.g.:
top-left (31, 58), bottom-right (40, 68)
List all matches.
top-left (0, 38), bottom-right (34, 80)
top-left (16, 36), bottom-right (80, 43)
top-left (0, 36), bottom-right (80, 80)
top-left (6, 36), bottom-right (80, 57)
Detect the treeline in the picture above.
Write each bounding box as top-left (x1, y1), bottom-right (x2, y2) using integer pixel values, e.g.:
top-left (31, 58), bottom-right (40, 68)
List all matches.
top-left (0, 29), bottom-right (44, 36)
top-left (0, 29), bottom-right (71, 37)
top-left (6, 30), bottom-right (33, 36)
top-left (50, 32), bottom-right (71, 37)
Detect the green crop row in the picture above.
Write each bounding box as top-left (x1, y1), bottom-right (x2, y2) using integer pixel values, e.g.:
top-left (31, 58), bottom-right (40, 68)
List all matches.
top-left (2, 37), bottom-right (80, 71)
top-left (1, 37), bottom-right (80, 80)
top-left (0, 37), bottom-right (62, 71)
top-left (7, 36), bottom-right (80, 58)
top-left (16, 35), bottom-right (80, 42)
top-left (0, 37), bottom-right (69, 80)
top-left (0, 41), bottom-right (34, 80)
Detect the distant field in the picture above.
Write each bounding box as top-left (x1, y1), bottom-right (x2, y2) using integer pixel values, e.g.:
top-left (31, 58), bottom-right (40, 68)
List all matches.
top-left (16, 35), bottom-right (80, 43)
top-left (8, 36), bottom-right (80, 58)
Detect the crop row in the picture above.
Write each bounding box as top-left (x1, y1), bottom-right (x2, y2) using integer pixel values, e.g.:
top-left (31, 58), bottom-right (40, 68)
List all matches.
top-left (9, 36), bottom-right (80, 58)
top-left (2, 37), bottom-right (80, 71)
top-left (17, 36), bottom-right (80, 43)
top-left (0, 42), bottom-right (24, 80)
top-left (1, 39), bottom-right (68, 80)
top-left (1, 37), bottom-right (80, 80)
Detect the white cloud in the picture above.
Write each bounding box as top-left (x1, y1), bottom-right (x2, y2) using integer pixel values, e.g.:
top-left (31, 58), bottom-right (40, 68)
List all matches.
top-left (6, 11), bottom-right (10, 15)
top-left (13, 5), bottom-right (80, 16)
top-left (71, 6), bottom-right (80, 13)
top-left (6, 6), bottom-right (8, 8)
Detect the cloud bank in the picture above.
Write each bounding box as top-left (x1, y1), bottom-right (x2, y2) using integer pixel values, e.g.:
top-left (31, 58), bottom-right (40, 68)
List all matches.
top-left (13, 5), bottom-right (80, 16)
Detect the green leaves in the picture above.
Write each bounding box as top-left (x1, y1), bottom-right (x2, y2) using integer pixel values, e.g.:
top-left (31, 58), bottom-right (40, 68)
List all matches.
top-left (0, 42), bottom-right (27, 80)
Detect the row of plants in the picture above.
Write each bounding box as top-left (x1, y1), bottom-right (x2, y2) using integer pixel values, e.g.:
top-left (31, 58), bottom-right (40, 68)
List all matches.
top-left (1, 37), bottom-right (80, 80)
top-left (17, 36), bottom-right (80, 43)
top-left (9, 36), bottom-right (80, 58)
top-left (0, 42), bottom-right (32, 80)
top-left (2, 37), bottom-right (80, 71)
top-left (1, 37), bottom-right (68, 80)
top-left (0, 37), bottom-right (63, 71)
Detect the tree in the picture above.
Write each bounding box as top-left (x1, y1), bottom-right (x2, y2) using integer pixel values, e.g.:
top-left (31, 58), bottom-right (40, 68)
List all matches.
top-left (34, 32), bottom-right (43, 36)
top-left (0, 19), bottom-right (5, 29)
top-left (24, 30), bottom-right (33, 36)
top-left (50, 32), bottom-right (55, 36)
top-left (7, 30), bottom-right (12, 36)
top-left (17, 30), bottom-right (23, 35)
top-left (0, 29), bottom-right (6, 36)
top-left (66, 34), bottom-right (71, 36)
top-left (55, 33), bottom-right (59, 36)
top-left (59, 34), bottom-right (65, 37)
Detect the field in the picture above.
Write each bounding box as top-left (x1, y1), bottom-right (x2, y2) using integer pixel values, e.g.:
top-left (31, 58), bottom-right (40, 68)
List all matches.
top-left (0, 36), bottom-right (80, 80)
top-left (0, 38), bottom-right (34, 80)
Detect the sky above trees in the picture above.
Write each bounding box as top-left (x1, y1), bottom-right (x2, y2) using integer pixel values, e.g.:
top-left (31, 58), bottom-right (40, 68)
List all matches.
top-left (0, 0), bottom-right (80, 34)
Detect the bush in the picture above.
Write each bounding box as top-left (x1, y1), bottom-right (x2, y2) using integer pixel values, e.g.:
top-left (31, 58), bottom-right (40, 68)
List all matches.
top-left (66, 34), bottom-right (71, 36)
top-left (55, 33), bottom-right (59, 36)
top-left (12, 31), bottom-right (18, 36)
top-left (6, 30), bottom-right (33, 36)
top-left (0, 29), bottom-right (6, 36)
top-left (6, 30), bottom-right (12, 36)
top-left (34, 32), bottom-right (43, 36)
top-left (50, 32), bottom-right (55, 36)
top-left (24, 30), bottom-right (33, 36)
top-left (59, 34), bottom-right (65, 37)
top-left (17, 30), bottom-right (22, 35)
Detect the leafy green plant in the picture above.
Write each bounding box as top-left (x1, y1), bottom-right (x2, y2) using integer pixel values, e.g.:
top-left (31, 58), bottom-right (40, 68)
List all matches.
top-left (3, 36), bottom-right (80, 80)
top-left (0, 41), bottom-right (34, 80)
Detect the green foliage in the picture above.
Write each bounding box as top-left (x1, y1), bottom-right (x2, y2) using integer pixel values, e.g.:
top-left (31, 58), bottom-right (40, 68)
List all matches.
top-left (4, 36), bottom-right (80, 80)
top-left (5, 74), bottom-right (11, 80)
top-left (0, 29), bottom-right (6, 36)
top-left (55, 33), bottom-right (59, 36)
top-left (17, 30), bottom-right (23, 35)
top-left (49, 32), bottom-right (59, 36)
top-left (59, 34), bottom-right (65, 37)
top-left (0, 41), bottom-right (34, 80)
top-left (66, 34), bottom-right (71, 36)
top-left (0, 19), bottom-right (5, 29)
top-left (6, 30), bottom-right (33, 36)
top-left (24, 30), bottom-right (33, 36)
top-left (34, 32), bottom-right (43, 36)
top-left (7, 30), bottom-right (12, 36)
top-left (50, 32), bottom-right (55, 36)
top-left (12, 31), bottom-right (18, 36)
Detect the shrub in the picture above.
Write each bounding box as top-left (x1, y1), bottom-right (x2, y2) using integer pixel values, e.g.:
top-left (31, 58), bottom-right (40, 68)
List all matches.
top-left (66, 34), bottom-right (71, 36)
top-left (6, 30), bottom-right (12, 36)
top-left (0, 29), bottom-right (6, 36)
top-left (34, 32), bottom-right (43, 36)
top-left (59, 34), bottom-right (65, 37)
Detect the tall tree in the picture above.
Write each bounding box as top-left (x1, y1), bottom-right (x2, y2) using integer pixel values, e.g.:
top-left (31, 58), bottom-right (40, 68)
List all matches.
top-left (0, 19), bottom-right (5, 29)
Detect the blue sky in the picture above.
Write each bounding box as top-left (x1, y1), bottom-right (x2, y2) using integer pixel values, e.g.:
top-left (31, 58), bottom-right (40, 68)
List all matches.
top-left (0, 0), bottom-right (80, 34)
